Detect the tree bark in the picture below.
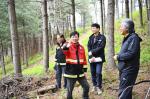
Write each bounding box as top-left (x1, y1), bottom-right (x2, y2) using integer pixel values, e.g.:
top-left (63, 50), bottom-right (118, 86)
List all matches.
top-left (133, 0), bottom-right (136, 10)
top-left (106, 0), bottom-right (116, 69)
top-left (71, 0), bottom-right (76, 31)
top-left (0, 39), bottom-right (6, 76)
top-left (100, 0), bottom-right (104, 33)
top-left (20, 39), bottom-right (24, 65)
top-left (130, 0), bottom-right (133, 19)
top-left (147, 0), bottom-right (150, 35)
top-left (22, 21), bottom-right (28, 67)
top-left (94, 1), bottom-right (98, 23)
top-left (10, 45), bottom-right (13, 62)
top-left (125, 0), bottom-right (130, 18)
top-left (42, 0), bottom-right (49, 72)
top-left (146, 0), bottom-right (149, 20)
top-left (102, 0), bottom-right (105, 33)
top-left (138, 0), bottom-right (143, 27)
top-left (8, 0), bottom-right (22, 77)
top-left (115, 0), bottom-right (119, 19)
top-left (38, 36), bottom-right (43, 53)
top-left (122, 0), bottom-right (124, 17)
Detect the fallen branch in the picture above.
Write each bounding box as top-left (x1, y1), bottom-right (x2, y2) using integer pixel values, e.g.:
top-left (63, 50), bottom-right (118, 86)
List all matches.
top-left (37, 85), bottom-right (56, 93)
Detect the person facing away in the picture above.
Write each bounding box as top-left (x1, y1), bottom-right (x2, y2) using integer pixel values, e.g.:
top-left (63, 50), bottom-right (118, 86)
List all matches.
top-left (113, 19), bottom-right (142, 99)
top-left (87, 23), bottom-right (106, 95)
top-left (62, 31), bottom-right (89, 99)
top-left (54, 34), bottom-right (67, 89)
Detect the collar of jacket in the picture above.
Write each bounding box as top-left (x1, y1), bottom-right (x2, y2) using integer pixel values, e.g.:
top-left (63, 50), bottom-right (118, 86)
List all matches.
top-left (122, 32), bottom-right (142, 43)
top-left (122, 33), bottom-right (132, 43)
top-left (70, 42), bottom-right (80, 48)
top-left (89, 32), bottom-right (102, 38)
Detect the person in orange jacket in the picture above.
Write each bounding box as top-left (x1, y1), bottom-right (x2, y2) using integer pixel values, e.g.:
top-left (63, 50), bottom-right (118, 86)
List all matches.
top-left (62, 31), bottom-right (89, 99)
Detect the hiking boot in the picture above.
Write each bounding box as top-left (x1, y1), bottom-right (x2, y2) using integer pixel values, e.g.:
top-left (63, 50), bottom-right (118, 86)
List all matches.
top-left (96, 87), bottom-right (102, 95)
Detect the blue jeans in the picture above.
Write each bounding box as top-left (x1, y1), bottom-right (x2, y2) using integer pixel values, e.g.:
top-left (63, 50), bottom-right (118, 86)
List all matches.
top-left (90, 63), bottom-right (103, 88)
top-left (55, 64), bottom-right (67, 88)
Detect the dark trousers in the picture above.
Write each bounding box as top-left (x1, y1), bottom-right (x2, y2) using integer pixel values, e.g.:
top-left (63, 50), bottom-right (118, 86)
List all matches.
top-left (119, 72), bottom-right (138, 99)
top-left (55, 64), bottom-right (67, 88)
top-left (90, 63), bottom-right (103, 88)
top-left (66, 77), bottom-right (89, 99)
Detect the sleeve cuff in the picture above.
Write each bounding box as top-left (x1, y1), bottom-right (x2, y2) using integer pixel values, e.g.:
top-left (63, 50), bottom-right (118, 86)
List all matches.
top-left (62, 46), bottom-right (69, 50)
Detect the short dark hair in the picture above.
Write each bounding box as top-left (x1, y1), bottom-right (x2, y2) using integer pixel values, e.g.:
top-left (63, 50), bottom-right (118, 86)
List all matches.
top-left (70, 31), bottom-right (79, 38)
top-left (60, 34), bottom-right (64, 38)
top-left (91, 23), bottom-right (100, 29)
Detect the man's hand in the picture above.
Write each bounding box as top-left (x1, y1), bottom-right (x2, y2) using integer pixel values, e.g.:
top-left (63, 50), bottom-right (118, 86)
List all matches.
top-left (113, 55), bottom-right (118, 61)
top-left (90, 57), bottom-right (96, 62)
top-left (66, 43), bottom-right (70, 47)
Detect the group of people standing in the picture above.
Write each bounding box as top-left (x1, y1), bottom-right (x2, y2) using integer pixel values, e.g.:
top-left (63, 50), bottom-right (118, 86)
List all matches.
top-left (54, 19), bottom-right (142, 99)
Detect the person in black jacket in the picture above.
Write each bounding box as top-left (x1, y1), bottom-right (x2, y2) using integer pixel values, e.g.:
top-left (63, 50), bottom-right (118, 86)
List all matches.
top-left (55, 34), bottom-right (67, 89)
top-left (87, 23), bottom-right (106, 95)
top-left (114, 19), bottom-right (142, 99)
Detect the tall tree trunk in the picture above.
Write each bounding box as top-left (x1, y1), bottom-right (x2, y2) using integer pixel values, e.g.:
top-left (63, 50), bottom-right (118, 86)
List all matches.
top-left (100, 0), bottom-right (104, 33)
top-left (147, 0), bottom-right (150, 35)
top-left (20, 40), bottom-right (24, 65)
top-left (122, 0), bottom-right (124, 17)
top-left (133, 0), bottom-right (136, 10)
top-left (146, 0), bottom-right (149, 20)
top-left (38, 36), bottom-right (43, 52)
top-left (94, 1), bottom-right (98, 23)
top-left (28, 37), bottom-right (31, 57)
top-left (42, 0), bottom-right (49, 72)
top-left (138, 0), bottom-right (143, 27)
top-left (10, 45), bottom-right (13, 62)
top-left (0, 39), bottom-right (6, 76)
top-left (125, 0), bottom-right (130, 18)
top-left (8, 0), bottom-right (22, 77)
top-left (62, 22), bottom-right (65, 34)
top-left (49, 23), bottom-right (54, 49)
top-left (71, 0), bottom-right (76, 31)
top-left (115, 0), bottom-right (119, 19)
top-left (106, 0), bottom-right (116, 69)
top-left (32, 34), bottom-right (37, 55)
top-left (103, 0), bottom-right (105, 33)
top-left (83, 13), bottom-right (86, 33)
top-left (130, 0), bottom-right (133, 19)
top-left (22, 21), bottom-right (28, 67)
top-left (66, 16), bottom-right (70, 35)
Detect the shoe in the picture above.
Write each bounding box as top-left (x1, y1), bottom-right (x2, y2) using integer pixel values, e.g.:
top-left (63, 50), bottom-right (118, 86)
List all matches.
top-left (96, 87), bottom-right (102, 95)
top-left (91, 86), bottom-right (97, 92)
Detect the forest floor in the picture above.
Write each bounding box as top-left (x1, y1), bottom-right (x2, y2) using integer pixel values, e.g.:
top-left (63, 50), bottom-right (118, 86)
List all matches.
top-left (0, 67), bottom-right (149, 99)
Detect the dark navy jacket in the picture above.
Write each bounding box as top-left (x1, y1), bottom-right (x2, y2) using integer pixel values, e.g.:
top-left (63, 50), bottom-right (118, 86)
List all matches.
top-left (117, 33), bottom-right (142, 73)
top-left (88, 33), bottom-right (106, 62)
top-left (55, 41), bottom-right (66, 64)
